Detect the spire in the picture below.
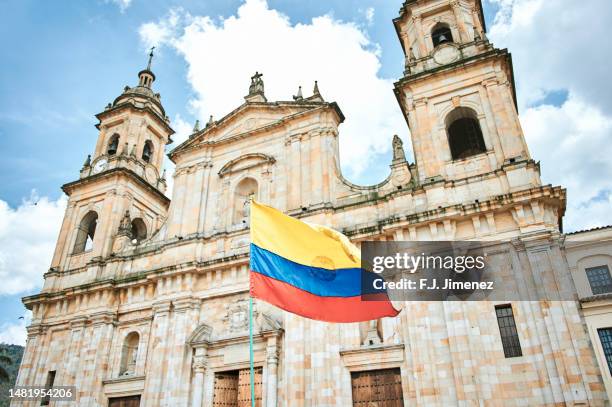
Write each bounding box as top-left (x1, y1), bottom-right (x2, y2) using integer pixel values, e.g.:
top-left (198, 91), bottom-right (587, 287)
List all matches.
top-left (293, 86), bottom-right (303, 101)
top-left (308, 80), bottom-right (324, 102)
top-left (147, 46), bottom-right (155, 71)
top-left (138, 47), bottom-right (156, 88)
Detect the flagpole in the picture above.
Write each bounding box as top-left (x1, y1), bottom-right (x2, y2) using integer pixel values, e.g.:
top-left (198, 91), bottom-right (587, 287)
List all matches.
top-left (249, 295), bottom-right (255, 407)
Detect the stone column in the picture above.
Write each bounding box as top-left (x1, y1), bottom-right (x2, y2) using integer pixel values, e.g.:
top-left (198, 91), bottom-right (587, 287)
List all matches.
top-left (451, 0), bottom-right (468, 43)
top-left (265, 337), bottom-right (279, 407)
top-left (288, 135), bottom-right (302, 210)
top-left (191, 348), bottom-right (208, 407)
top-left (412, 14), bottom-right (427, 58)
top-left (143, 301), bottom-right (171, 406)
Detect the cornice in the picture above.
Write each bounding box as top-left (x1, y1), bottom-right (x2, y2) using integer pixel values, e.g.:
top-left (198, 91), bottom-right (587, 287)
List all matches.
top-left (96, 101), bottom-right (175, 139)
top-left (62, 167), bottom-right (170, 206)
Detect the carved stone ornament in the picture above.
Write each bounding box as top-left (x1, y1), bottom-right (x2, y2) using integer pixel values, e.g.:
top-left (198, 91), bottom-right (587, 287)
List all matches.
top-left (223, 299), bottom-right (250, 333)
top-left (192, 355), bottom-right (207, 371)
top-left (220, 299), bottom-right (282, 338)
top-left (248, 72), bottom-right (264, 95)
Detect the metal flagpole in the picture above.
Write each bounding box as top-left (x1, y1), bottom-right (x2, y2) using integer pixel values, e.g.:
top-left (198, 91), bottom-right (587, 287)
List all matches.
top-left (249, 296), bottom-right (255, 407)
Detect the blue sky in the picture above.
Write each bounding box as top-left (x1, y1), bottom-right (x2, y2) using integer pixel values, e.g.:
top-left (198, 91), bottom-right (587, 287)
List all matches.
top-left (0, 0), bottom-right (500, 208)
top-left (1, 0), bottom-right (611, 345)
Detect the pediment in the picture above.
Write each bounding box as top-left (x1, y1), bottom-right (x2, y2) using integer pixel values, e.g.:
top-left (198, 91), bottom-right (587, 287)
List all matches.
top-left (188, 323), bottom-right (213, 346)
top-left (210, 103), bottom-right (317, 142)
top-left (169, 100), bottom-right (344, 161)
top-left (218, 153), bottom-right (276, 178)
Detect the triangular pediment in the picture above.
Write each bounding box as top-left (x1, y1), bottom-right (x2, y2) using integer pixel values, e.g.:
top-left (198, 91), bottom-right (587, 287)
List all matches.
top-left (169, 100), bottom-right (343, 160)
top-left (207, 102), bottom-right (322, 141)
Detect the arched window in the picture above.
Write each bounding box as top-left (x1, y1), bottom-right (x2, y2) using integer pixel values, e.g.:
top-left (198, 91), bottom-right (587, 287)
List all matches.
top-left (130, 218), bottom-right (147, 243)
top-left (73, 211), bottom-right (98, 254)
top-left (107, 134), bottom-right (120, 156)
top-left (432, 24), bottom-right (453, 48)
top-left (234, 178), bottom-right (258, 225)
top-left (446, 107), bottom-right (487, 160)
top-left (120, 332), bottom-right (139, 376)
top-left (142, 140), bottom-right (154, 163)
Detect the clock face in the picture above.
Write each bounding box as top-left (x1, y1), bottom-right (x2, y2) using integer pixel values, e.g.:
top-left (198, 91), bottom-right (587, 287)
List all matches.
top-left (433, 44), bottom-right (460, 65)
top-left (93, 158), bottom-right (108, 174)
top-left (145, 166), bottom-right (157, 184)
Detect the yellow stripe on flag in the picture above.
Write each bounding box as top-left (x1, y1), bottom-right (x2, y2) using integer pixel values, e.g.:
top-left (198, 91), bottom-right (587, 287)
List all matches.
top-left (250, 200), bottom-right (360, 270)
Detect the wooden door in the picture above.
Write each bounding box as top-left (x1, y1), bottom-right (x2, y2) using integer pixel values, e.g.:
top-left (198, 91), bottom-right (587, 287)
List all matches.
top-left (237, 367), bottom-right (262, 407)
top-left (108, 395), bottom-right (141, 407)
top-left (351, 368), bottom-right (404, 406)
top-left (213, 371), bottom-right (240, 407)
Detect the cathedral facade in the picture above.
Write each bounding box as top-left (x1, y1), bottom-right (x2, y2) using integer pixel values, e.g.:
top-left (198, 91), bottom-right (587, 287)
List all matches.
top-left (14, 0), bottom-right (609, 406)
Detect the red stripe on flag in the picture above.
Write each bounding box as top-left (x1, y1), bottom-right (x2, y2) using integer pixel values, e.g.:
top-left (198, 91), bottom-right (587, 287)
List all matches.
top-left (250, 270), bottom-right (399, 323)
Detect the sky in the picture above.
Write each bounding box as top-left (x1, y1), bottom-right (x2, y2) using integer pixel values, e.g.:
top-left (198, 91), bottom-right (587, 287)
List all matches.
top-left (1, 0), bottom-right (611, 345)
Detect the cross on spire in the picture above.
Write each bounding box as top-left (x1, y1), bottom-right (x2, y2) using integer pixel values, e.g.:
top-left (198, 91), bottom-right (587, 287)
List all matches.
top-left (147, 46), bottom-right (155, 71)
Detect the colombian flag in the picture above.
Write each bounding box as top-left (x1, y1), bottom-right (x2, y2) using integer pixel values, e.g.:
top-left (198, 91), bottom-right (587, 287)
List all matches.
top-left (249, 201), bottom-right (400, 323)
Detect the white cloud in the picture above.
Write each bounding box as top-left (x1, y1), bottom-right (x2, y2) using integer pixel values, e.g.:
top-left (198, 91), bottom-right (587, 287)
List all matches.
top-left (139, 8), bottom-right (182, 48)
top-left (141, 0), bottom-right (611, 231)
top-left (360, 7), bottom-right (375, 26)
top-left (108, 0), bottom-right (132, 13)
top-left (0, 311), bottom-right (31, 346)
top-left (489, 0), bottom-right (612, 112)
top-left (0, 192), bottom-right (67, 296)
top-left (139, 0), bottom-right (407, 181)
top-left (488, 0), bottom-right (612, 231)
top-left (521, 96), bottom-right (612, 231)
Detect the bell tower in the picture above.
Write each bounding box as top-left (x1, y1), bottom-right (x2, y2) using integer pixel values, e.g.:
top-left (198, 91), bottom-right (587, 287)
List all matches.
top-left (393, 0), bottom-right (535, 187)
top-left (47, 49), bottom-right (173, 277)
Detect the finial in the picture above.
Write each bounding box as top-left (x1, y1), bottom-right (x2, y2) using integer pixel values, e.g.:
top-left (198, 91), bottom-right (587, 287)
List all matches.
top-left (249, 72), bottom-right (264, 95)
top-left (193, 120), bottom-right (200, 132)
top-left (130, 144), bottom-right (137, 157)
top-left (207, 115), bottom-right (214, 127)
top-left (82, 154), bottom-right (91, 168)
top-left (408, 47), bottom-right (416, 62)
top-left (161, 169), bottom-right (166, 181)
top-left (308, 80), bottom-right (324, 102)
top-left (147, 46), bottom-right (155, 71)
top-left (293, 86), bottom-right (303, 101)
top-left (245, 72), bottom-right (267, 102)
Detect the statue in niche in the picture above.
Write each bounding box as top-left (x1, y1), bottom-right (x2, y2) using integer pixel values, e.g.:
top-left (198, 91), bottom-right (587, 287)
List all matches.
top-left (118, 210), bottom-right (131, 235)
top-left (392, 135), bottom-right (406, 162)
top-left (242, 192), bottom-right (255, 219)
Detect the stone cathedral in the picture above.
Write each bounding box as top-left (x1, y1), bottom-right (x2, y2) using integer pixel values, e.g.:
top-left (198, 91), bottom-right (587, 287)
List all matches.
top-left (14, 0), bottom-right (609, 406)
